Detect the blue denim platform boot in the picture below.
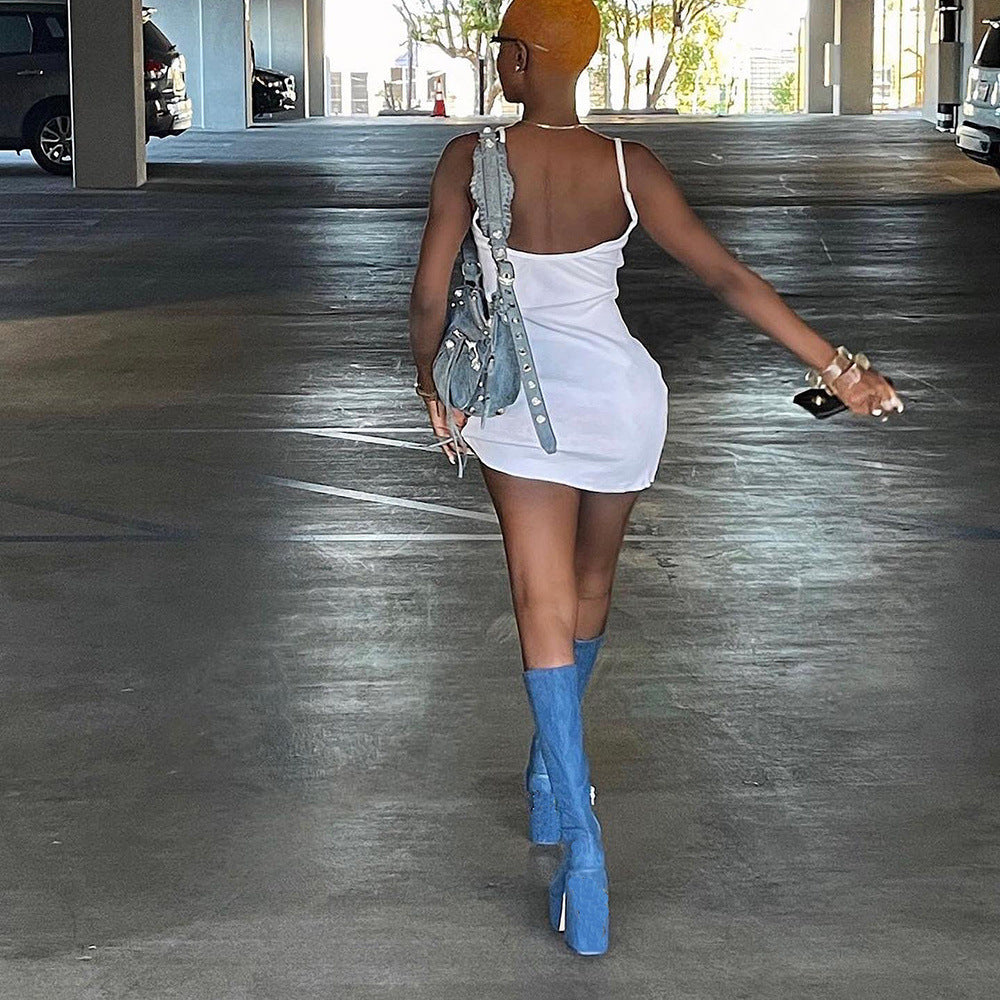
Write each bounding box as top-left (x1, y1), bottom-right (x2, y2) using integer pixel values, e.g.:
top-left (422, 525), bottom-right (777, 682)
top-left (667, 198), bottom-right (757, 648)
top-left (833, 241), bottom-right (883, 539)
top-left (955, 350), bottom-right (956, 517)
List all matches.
top-left (522, 664), bottom-right (609, 956)
top-left (524, 634), bottom-right (606, 845)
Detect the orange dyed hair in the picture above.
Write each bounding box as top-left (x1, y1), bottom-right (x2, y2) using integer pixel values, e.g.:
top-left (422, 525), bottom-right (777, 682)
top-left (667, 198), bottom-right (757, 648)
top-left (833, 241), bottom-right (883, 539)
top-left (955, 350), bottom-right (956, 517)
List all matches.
top-left (498, 0), bottom-right (602, 75)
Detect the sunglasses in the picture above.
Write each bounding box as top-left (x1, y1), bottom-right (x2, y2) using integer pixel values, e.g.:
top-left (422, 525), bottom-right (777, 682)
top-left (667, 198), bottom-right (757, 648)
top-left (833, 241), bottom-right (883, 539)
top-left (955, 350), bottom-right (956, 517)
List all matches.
top-left (489, 33), bottom-right (550, 52)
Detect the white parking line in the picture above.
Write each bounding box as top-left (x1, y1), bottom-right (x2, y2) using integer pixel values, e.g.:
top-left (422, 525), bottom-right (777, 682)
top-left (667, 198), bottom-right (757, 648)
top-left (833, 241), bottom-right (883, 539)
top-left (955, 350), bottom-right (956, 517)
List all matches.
top-left (277, 533), bottom-right (503, 541)
top-left (265, 532), bottom-right (664, 542)
top-left (304, 430), bottom-right (450, 452)
top-left (71, 426), bottom-right (436, 435)
top-left (261, 474), bottom-right (497, 523)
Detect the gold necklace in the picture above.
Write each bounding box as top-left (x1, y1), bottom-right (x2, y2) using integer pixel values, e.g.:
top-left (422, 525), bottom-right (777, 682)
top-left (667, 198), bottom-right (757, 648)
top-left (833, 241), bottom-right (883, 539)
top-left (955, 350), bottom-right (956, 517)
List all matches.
top-left (522, 119), bottom-right (585, 130)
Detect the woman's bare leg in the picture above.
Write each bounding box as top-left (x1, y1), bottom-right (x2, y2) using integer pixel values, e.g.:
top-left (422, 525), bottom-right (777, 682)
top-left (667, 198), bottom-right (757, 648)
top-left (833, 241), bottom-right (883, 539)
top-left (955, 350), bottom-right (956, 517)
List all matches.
top-left (573, 489), bottom-right (643, 641)
top-left (480, 465), bottom-right (581, 670)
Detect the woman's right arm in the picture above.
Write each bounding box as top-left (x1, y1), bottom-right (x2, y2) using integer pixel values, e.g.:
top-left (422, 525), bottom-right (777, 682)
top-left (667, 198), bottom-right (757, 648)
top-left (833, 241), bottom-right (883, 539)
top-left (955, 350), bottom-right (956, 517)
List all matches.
top-left (624, 140), bottom-right (902, 417)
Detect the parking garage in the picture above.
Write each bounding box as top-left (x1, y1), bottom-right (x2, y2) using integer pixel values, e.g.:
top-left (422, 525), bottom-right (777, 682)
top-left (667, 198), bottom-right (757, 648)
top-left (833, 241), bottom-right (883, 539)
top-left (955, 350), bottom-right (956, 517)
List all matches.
top-left (2, 1), bottom-right (1000, 997)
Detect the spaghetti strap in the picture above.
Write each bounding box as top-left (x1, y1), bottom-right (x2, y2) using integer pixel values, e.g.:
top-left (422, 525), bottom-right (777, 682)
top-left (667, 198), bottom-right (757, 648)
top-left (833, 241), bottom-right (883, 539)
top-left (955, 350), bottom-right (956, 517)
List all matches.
top-left (613, 137), bottom-right (638, 225)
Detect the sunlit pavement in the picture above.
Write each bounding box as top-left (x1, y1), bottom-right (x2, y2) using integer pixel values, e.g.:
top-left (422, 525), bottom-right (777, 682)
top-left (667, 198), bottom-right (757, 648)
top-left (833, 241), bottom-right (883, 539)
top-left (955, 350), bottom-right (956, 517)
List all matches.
top-left (1, 113), bottom-right (998, 998)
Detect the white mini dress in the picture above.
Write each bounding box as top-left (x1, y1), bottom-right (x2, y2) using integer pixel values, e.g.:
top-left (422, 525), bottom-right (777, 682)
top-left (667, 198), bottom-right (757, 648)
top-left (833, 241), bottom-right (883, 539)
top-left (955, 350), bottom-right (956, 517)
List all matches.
top-left (459, 134), bottom-right (670, 493)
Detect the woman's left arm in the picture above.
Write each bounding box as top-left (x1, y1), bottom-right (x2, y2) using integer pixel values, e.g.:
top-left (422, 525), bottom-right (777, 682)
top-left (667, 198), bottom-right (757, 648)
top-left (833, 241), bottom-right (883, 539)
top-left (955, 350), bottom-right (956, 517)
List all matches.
top-left (409, 133), bottom-right (476, 391)
top-left (624, 140), bottom-right (902, 415)
top-left (408, 133), bottom-right (478, 462)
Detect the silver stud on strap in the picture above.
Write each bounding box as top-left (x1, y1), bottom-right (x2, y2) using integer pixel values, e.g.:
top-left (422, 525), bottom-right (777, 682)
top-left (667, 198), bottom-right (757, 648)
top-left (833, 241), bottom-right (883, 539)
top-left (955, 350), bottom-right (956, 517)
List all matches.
top-left (536, 414), bottom-right (546, 423)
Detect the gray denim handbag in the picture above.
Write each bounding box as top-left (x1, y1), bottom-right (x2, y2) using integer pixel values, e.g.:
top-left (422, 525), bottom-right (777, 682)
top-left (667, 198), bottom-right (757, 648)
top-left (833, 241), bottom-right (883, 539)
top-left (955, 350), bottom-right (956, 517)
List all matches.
top-left (431, 125), bottom-right (557, 478)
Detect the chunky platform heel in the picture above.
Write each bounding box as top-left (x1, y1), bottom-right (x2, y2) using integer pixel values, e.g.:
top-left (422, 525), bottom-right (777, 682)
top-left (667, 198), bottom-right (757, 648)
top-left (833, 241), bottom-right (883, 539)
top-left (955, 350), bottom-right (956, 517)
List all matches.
top-left (548, 853), bottom-right (610, 953)
top-left (559, 869), bottom-right (610, 955)
top-left (523, 663), bottom-right (610, 956)
top-left (523, 633), bottom-right (606, 844)
top-left (525, 733), bottom-right (560, 845)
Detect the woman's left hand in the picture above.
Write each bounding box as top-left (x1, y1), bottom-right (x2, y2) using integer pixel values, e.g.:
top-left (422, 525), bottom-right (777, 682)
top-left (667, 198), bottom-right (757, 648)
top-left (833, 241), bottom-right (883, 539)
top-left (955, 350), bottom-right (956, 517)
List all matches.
top-left (424, 396), bottom-right (470, 466)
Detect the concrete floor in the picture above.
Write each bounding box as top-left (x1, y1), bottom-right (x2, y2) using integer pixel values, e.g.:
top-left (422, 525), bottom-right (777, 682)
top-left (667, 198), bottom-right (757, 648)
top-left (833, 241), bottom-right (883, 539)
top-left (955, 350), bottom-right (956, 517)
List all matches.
top-left (1, 113), bottom-right (999, 998)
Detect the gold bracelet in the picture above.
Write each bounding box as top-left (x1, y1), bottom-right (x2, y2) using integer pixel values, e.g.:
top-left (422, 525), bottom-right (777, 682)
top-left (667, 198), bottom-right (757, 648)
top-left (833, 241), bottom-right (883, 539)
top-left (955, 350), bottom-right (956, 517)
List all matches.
top-left (805, 346), bottom-right (870, 392)
top-left (414, 379), bottom-right (439, 401)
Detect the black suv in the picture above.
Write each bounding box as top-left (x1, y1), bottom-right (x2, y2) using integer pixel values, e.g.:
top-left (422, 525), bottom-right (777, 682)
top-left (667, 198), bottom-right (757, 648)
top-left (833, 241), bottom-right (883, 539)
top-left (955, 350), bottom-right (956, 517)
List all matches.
top-left (250, 41), bottom-right (296, 118)
top-left (0, 1), bottom-right (192, 175)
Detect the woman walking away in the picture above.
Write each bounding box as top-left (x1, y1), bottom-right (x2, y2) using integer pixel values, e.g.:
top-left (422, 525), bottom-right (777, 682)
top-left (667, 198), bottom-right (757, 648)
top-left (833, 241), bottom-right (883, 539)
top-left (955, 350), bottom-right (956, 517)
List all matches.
top-left (407, 0), bottom-right (903, 957)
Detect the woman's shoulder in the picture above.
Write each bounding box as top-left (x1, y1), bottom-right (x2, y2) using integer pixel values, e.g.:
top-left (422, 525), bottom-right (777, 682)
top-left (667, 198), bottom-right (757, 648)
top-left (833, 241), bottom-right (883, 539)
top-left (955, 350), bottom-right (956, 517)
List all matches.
top-left (440, 130), bottom-right (482, 160)
top-left (615, 137), bottom-right (668, 181)
top-left (433, 131), bottom-right (481, 185)
top-left (581, 128), bottom-right (660, 169)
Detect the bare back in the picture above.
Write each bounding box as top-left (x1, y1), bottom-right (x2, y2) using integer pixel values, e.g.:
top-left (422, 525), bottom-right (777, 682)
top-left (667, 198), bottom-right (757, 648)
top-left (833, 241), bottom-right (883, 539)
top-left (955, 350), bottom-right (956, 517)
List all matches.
top-left (470, 124), bottom-right (633, 255)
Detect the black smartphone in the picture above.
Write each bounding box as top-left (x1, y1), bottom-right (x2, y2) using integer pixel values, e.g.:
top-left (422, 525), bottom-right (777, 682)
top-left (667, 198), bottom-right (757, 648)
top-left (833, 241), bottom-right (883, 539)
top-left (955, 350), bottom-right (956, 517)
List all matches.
top-left (793, 377), bottom-right (894, 419)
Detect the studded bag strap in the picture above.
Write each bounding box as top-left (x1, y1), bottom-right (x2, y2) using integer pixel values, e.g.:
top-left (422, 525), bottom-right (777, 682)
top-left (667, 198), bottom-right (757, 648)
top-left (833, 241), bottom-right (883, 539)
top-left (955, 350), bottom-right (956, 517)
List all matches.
top-left (476, 126), bottom-right (557, 454)
top-left (458, 228), bottom-right (480, 286)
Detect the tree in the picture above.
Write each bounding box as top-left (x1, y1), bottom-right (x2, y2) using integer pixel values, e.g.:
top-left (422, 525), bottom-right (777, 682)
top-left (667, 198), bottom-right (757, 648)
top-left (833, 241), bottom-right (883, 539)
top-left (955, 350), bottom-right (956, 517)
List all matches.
top-left (595, 0), bottom-right (642, 109)
top-left (644, 0), bottom-right (746, 109)
top-left (671, 11), bottom-right (727, 113)
top-left (394, 0), bottom-right (505, 113)
top-left (770, 69), bottom-right (797, 112)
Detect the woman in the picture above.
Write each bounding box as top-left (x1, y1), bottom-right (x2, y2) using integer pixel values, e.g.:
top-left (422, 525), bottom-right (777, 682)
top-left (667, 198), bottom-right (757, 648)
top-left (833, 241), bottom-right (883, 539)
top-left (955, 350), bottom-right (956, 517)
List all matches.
top-left (407, 0), bottom-right (903, 956)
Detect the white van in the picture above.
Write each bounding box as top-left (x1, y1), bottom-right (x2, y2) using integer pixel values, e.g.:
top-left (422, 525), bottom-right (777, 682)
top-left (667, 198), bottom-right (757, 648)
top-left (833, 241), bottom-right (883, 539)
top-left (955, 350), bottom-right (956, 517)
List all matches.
top-left (956, 18), bottom-right (1000, 177)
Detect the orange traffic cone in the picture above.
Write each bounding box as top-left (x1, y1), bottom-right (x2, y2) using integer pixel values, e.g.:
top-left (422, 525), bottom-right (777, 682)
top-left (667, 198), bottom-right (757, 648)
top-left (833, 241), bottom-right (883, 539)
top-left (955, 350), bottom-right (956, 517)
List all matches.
top-left (432, 79), bottom-right (447, 117)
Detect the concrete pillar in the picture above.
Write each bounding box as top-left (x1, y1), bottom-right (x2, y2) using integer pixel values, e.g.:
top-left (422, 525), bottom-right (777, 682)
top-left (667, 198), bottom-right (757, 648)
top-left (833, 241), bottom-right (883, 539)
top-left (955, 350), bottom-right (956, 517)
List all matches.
top-left (269, 0), bottom-right (308, 118)
top-left (250, 0), bottom-right (269, 66)
top-left (834, 0), bottom-right (875, 115)
top-left (68, 0), bottom-right (146, 188)
top-left (306, 0), bottom-right (326, 117)
top-left (921, 0), bottom-right (998, 129)
top-left (154, 1), bottom-right (251, 130)
top-left (806, 0), bottom-right (836, 113)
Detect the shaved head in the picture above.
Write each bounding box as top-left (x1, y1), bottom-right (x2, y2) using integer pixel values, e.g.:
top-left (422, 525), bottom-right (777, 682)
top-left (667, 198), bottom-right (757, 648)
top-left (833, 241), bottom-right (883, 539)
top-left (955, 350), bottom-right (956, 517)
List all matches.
top-left (498, 0), bottom-right (602, 76)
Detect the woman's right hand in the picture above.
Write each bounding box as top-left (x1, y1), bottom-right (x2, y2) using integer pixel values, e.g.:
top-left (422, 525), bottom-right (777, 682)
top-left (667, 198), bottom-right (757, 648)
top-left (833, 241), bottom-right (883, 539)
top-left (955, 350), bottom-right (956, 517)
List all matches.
top-left (424, 396), bottom-right (470, 465)
top-left (830, 366), bottom-right (904, 419)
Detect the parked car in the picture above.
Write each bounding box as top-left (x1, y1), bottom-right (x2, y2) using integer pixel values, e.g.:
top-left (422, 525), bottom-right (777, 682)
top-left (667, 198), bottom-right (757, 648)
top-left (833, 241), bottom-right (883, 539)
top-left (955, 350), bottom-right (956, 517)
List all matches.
top-left (250, 41), bottom-right (296, 118)
top-left (0, 1), bottom-right (192, 175)
top-left (956, 18), bottom-right (1000, 179)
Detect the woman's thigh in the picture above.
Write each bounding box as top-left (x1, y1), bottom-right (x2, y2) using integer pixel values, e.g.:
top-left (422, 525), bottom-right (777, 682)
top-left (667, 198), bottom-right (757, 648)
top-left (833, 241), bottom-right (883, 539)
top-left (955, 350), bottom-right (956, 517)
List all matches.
top-left (480, 464), bottom-right (582, 669)
top-left (573, 488), bottom-right (643, 631)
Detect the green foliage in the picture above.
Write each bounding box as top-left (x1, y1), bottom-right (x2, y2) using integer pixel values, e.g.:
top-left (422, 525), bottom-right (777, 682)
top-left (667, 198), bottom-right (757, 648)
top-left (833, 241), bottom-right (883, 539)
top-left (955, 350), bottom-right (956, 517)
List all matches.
top-left (395, 0), bottom-right (504, 57)
top-left (394, 0), bottom-right (755, 113)
top-left (770, 69), bottom-right (797, 112)
top-left (671, 7), bottom-right (731, 112)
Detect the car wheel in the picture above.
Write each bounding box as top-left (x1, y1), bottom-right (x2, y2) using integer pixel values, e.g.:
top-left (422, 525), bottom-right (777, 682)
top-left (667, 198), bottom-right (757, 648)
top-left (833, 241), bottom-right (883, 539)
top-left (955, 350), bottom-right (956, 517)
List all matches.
top-left (30, 110), bottom-right (73, 176)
